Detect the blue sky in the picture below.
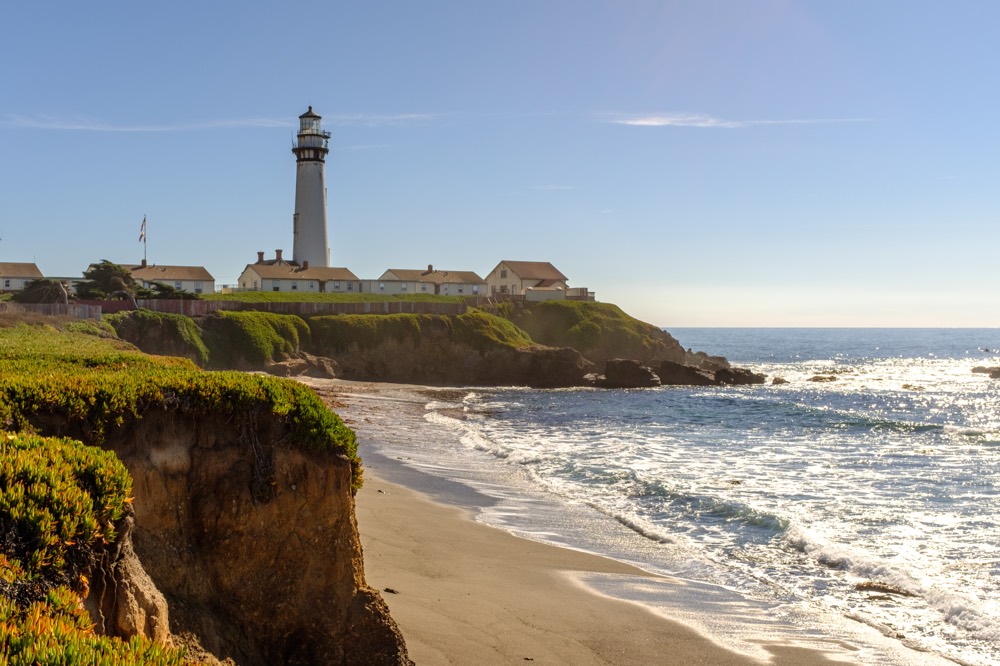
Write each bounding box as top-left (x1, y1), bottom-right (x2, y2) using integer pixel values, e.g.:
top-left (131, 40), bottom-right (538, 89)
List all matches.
top-left (2, 1), bottom-right (998, 327)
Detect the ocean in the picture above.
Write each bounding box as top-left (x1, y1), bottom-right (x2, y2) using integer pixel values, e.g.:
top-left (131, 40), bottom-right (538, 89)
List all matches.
top-left (349, 328), bottom-right (1000, 665)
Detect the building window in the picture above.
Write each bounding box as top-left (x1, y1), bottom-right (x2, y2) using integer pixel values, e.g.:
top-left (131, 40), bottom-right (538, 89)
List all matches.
top-left (333, 280), bottom-right (340, 290)
top-left (272, 280), bottom-right (280, 291)
top-left (442, 285), bottom-right (449, 294)
top-left (379, 283), bottom-right (385, 291)
top-left (253, 280), bottom-right (258, 289)
top-left (3, 279), bottom-right (9, 289)
top-left (174, 281), bottom-right (182, 290)
top-left (458, 286), bottom-right (464, 294)
top-left (500, 269), bottom-right (507, 278)
top-left (401, 284), bottom-right (408, 292)
top-left (472, 285), bottom-right (479, 295)
top-left (348, 282), bottom-right (354, 291)
top-left (309, 282), bottom-right (316, 290)
top-left (291, 281), bottom-right (298, 291)
top-left (195, 282), bottom-right (203, 294)
top-left (420, 284), bottom-right (427, 292)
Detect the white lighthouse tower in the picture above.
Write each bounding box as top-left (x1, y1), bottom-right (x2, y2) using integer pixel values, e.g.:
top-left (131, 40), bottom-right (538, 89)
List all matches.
top-left (291, 106), bottom-right (331, 267)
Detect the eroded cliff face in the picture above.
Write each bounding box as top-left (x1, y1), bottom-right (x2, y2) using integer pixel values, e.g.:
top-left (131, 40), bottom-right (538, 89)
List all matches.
top-left (326, 336), bottom-right (596, 387)
top-left (31, 408), bottom-right (410, 666)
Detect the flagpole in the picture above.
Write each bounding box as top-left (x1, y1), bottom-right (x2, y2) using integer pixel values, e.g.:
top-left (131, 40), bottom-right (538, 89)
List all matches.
top-left (139, 215), bottom-right (147, 263)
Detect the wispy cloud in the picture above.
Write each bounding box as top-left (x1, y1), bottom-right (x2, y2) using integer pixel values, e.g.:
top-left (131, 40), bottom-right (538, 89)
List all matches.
top-left (2, 114), bottom-right (292, 132)
top-left (607, 113), bottom-right (871, 128)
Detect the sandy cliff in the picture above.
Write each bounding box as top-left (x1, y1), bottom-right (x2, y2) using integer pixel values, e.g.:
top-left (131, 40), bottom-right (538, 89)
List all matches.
top-left (31, 407), bottom-right (410, 665)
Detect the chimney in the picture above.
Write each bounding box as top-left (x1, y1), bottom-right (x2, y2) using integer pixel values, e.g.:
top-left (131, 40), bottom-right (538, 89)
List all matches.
top-left (424, 264), bottom-right (433, 275)
top-left (141, 258), bottom-right (147, 268)
top-left (257, 251), bottom-right (265, 263)
top-left (275, 249), bottom-right (283, 262)
top-left (302, 260), bottom-right (309, 270)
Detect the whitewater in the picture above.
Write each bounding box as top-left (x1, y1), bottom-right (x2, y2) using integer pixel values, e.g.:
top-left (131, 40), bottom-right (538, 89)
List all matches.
top-left (350, 328), bottom-right (1000, 665)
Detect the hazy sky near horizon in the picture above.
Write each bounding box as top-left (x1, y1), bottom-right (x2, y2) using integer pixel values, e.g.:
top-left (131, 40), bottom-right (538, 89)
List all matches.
top-left (2, 1), bottom-right (998, 327)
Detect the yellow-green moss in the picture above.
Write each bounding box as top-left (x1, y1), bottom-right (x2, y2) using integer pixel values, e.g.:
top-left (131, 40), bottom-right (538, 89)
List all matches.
top-left (308, 311), bottom-right (534, 355)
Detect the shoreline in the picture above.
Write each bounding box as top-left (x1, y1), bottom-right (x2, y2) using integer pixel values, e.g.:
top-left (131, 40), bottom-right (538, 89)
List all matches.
top-left (307, 378), bottom-right (954, 665)
top-left (357, 470), bottom-right (848, 665)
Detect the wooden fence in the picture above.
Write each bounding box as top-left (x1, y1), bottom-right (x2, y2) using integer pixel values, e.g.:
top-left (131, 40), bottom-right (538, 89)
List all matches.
top-left (0, 303), bottom-right (103, 320)
top-left (132, 299), bottom-right (468, 317)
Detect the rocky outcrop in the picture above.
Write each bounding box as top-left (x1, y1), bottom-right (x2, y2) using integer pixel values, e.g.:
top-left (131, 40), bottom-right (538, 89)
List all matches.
top-left (597, 359), bottom-right (661, 388)
top-left (657, 360), bottom-right (718, 386)
top-left (264, 351), bottom-right (341, 378)
top-left (655, 360), bottom-right (765, 387)
top-left (82, 505), bottom-right (171, 645)
top-left (715, 367), bottom-right (767, 386)
top-left (972, 366), bottom-right (1000, 379)
top-left (31, 407), bottom-right (411, 666)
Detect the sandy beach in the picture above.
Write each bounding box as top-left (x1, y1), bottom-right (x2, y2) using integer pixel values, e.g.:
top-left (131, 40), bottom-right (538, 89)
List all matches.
top-left (357, 472), bottom-right (857, 665)
top-left (297, 378), bottom-right (868, 665)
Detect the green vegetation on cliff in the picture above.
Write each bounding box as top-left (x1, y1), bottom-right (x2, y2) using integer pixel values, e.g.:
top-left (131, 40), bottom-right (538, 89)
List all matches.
top-left (485, 300), bottom-right (684, 364)
top-left (0, 433), bottom-right (185, 665)
top-left (309, 310), bottom-right (534, 355)
top-left (0, 324), bottom-right (359, 481)
top-left (200, 310), bottom-right (310, 368)
top-left (104, 309), bottom-right (210, 366)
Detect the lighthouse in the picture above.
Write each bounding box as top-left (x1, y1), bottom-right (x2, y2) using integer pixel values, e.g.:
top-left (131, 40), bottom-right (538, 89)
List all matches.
top-left (291, 106), bottom-right (331, 267)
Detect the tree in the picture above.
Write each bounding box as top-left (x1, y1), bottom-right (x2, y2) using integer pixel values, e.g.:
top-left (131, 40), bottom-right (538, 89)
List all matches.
top-left (12, 279), bottom-right (70, 304)
top-left (75, 260), bottom-right (140, 306)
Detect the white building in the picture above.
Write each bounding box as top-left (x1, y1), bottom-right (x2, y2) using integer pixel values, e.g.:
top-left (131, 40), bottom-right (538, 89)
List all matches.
top-left (291, 107), bottom-right (331, 268)
top-left (125, 261), bottom-right (215, 294)
top-left (0, 262), bottom-right (44, 292)
top-left (484, 260), bottom-right (594, 301)
top-left (238, 250), bottom-right (359, 293)
top-left (361, 265), bottom-right (485, 296)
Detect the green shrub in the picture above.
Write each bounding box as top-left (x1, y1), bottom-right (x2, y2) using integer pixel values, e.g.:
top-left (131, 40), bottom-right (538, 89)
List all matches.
top-left (486, 300), bottom-right (682, 363)
top-left (200, 311), bottom-right (310, 368)
top-left (308, 311), bottom-right (533, 355)
top-left (104, 309), bottom-right (210, 367)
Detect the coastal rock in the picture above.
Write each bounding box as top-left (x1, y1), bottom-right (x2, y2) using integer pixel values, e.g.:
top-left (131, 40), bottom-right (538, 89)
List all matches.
top-left (715, 367), bottom-right (767, 386)
top-left (83, 506), bottom-right (171, 645)
top-left (771, 377), bottom-right (788, 385)
top-left (264, 351), bottom-right (341, 378)
top-left (657, 360), bottom-right (717, 386)
top-left (972, 366), bottom-right (1000, 379)
top-left (684, 350), bottom-right (731, 372)
top-left (808, 375), bottom-right (838, 382)
top-left (597, 359), bottom-right (661, 388)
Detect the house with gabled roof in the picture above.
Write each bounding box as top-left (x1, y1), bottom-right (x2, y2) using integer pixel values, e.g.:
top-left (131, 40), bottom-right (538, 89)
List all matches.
top-left (364, 265), bottom-right (485, 296)
top-left (0, 262), bottom-right (44, 292)
top-left (124, 260), bottom-right (215, 295)
top-left (484, 260), bottom-right (594, 301)
top-left (238, 250), bottom-right (360, 293)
